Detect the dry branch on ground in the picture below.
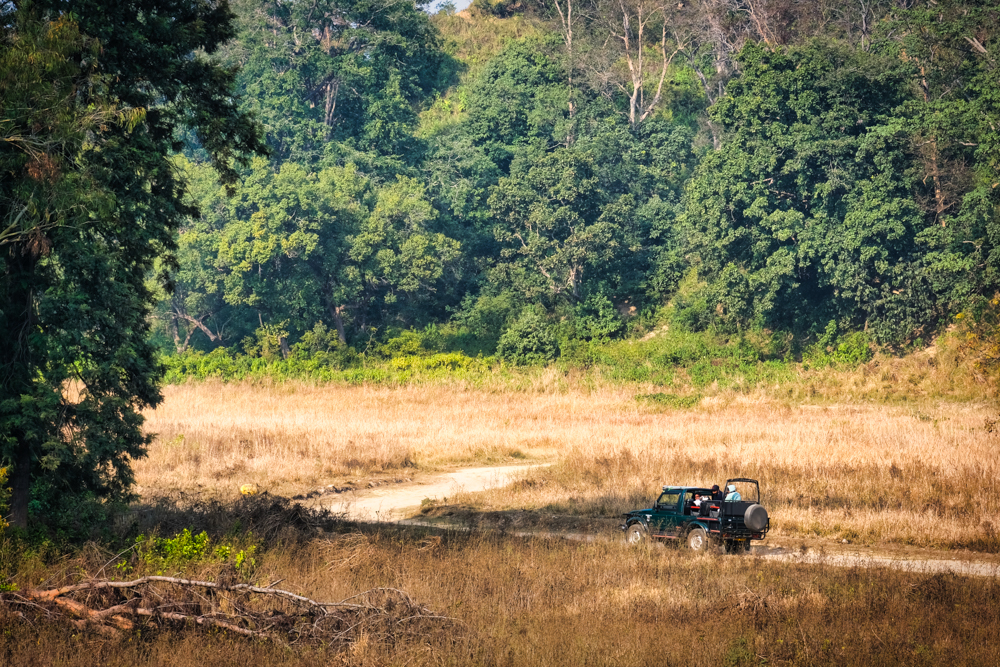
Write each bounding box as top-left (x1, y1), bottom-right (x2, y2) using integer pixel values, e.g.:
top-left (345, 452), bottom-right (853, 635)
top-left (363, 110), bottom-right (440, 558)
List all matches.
top-left (2, 576), bottom-right (456, 644)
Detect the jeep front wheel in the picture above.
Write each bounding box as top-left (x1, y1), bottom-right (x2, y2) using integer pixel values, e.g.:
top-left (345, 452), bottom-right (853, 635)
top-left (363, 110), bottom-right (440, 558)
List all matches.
top-left (686, 526), bottom-right (708, 551)
top-left (625, 523), bottom-right (646, 545)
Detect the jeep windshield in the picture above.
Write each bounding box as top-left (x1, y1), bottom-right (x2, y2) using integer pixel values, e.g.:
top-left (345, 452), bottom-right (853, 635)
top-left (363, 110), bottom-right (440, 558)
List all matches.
top-left (655, 490), bottom-right (682, 509)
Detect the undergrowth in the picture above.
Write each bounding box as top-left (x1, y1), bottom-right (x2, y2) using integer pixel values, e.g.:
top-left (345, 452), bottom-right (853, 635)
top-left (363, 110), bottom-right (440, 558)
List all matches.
top-left (3, 516), bottom-right (1000, 666)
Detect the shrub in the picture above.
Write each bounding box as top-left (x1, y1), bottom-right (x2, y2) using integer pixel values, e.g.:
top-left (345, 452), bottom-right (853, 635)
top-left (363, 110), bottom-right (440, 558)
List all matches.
top-left (573, 293), bottom-right (625, 341)
top-left (132, 528), bottom-right (257, 575)
top-left (812, 321), bottom-right (874, 366)
top-left (452, 292), bottom-right (522, 354)
top-left (496, 308), bottom-right (559, 365)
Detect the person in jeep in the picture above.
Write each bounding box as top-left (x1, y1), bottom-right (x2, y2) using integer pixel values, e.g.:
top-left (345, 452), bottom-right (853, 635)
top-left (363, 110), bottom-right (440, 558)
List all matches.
top-left (710, 484), bottom-right (724, 501)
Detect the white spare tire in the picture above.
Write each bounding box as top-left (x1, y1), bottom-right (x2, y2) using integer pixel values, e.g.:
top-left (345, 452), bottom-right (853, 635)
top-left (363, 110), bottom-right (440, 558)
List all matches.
top-left (744, 504), bottom-right (768, 532)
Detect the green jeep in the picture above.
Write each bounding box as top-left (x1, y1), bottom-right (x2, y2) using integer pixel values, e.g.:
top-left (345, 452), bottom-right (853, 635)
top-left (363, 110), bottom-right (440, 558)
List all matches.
top-left (620, 478), bottom-right (769, 553)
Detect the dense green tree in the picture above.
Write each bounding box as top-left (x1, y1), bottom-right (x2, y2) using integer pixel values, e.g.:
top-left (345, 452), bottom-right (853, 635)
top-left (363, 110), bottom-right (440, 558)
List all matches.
top-left (222, 0), bottom-right (444, 164)
top-left (878, 0), bottom-right (1000, 308)
top-left (173, 157), bottom-right (461, 345)
top-left (487, 112), bottom-right (693, 307)
top-left (680, 42), bottom-right (936, 341)
top-left (1, 1), bottom-right (264, 530)
top-left (463, 35), bottom-right (570, 169)
top-left (488, 148), bottom-right (631, 303)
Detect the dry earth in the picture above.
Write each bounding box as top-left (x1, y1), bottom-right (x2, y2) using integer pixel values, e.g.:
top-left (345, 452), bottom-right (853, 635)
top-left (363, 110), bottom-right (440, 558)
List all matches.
top-left (326, 463), bottom-right (551, 520)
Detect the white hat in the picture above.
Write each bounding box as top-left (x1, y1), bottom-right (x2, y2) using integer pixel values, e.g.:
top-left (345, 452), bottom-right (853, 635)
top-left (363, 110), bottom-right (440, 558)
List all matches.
top-left (727, 484), bottom-right (736, 492)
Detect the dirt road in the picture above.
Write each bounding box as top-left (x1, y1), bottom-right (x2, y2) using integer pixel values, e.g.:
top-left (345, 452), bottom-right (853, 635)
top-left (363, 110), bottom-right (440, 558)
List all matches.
top-left (327, 464), bottom-right (1000, 578)
top-left (328, 463), bottom-right (547, 521)
top-left (756, 548), bottom-right (1000, 577)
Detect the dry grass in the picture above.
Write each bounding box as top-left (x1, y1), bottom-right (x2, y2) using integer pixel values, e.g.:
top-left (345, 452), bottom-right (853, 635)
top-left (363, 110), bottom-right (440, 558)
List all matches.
top-left (4, 524), bottom-right (1000, 666)
top-left (139, 381), bottom-right (1000, 551)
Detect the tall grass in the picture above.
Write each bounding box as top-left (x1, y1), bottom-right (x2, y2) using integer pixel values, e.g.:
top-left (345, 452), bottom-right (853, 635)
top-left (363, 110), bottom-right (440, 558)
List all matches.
top-left (140, 380), bottom-right (1000, 551)
top-left (4, 523), bottom-right (1000, 666)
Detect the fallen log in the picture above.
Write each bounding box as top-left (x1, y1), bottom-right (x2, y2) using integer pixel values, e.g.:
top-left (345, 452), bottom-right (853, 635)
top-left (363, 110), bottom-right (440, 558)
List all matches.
top-left (3, 576), bottom-right (456, 644)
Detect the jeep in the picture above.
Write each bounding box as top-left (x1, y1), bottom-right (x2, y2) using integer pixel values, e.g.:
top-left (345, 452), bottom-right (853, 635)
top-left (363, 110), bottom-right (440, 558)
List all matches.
top-left (620, 478), bottom-right (769, 553)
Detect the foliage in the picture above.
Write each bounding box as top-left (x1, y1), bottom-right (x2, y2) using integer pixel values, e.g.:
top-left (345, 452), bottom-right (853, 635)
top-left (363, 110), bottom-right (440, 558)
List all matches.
top-left (681, 41), bottom-right (933, 342)
top-left (810, 321), bottom-right (874, 367)
top-left (132, 528), bottom-right (257, 575)
top-left (952, 295), bottom-right (1000, 394)
top-left (159, 157), bottom-right (462, 350)
top-left (573, 293), bottom-right (625, 341)
top-left (496, 308), bottom-right (559, 364)
top-left (222, 0), bottom-right (444, 165)
top-left (0, 2), bottom-right (264, 530)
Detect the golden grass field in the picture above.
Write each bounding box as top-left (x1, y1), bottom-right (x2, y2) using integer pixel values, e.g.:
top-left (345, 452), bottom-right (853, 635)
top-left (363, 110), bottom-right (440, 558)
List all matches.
top-left (139, 379), bottom-right (1000, 551)
top-left (6, 524), bottom-right (1000, 667)
top-left (8, 366), bottom-right (1000, 667)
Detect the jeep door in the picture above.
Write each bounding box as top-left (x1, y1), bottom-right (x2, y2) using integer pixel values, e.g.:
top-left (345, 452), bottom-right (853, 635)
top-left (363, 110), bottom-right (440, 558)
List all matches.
top-left (650, 490), bottom-right (684, 537)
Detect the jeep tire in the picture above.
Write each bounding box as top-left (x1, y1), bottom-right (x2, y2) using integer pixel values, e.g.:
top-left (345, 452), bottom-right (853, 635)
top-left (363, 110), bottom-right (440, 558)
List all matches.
top-left (686, 526), bottom-right (708, 551)
top-left (744, 503), bottom-right (768, 532)
top-left (724, 539), bottom-right (751, 554)
top-left (625, 523), bottom-right (646, 545)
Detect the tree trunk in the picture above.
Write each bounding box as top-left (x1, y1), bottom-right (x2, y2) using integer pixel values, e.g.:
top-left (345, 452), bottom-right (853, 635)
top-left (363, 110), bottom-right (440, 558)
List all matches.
top-left (553, 0), bottom-right (575, 143)
top-left (3, 252), bottom-right (38, 530)
top-left (330, 304), bottom-right (347, 344)
top-left (10, 436), bottom-right (31, 529)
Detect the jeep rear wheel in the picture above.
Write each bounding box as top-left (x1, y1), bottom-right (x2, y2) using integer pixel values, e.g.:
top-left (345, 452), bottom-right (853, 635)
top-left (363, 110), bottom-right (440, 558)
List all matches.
top-left (686, 526), bottom-right (708, 551)
top-left (724, 539), bottom-right (751, 554)
top-left (625, 523), bottom-right (646, 545)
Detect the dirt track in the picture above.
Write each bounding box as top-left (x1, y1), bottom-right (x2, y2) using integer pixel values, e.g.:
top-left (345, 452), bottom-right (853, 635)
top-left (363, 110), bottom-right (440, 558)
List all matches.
top-left (326, 464), bottom-right (1000, 578)
top-left (327, 463), bottom-right (547, 521)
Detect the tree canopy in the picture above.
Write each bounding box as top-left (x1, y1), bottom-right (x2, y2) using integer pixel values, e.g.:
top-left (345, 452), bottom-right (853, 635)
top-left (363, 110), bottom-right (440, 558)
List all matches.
top-left (1, 1), bottom-right (264, 530)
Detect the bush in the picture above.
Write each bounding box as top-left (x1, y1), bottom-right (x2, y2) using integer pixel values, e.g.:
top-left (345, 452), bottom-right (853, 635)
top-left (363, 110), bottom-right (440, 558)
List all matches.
top-left (573, 293), bottom-right (625, 341)
top-left (377, 329), bottom-right (435, 357)
top-left (452, 292), bottom-right (522, 354)
top-left (496, 308), bottom-right (558, 365)
top-left (132, 528), bottom-right (257, 575)
top-left (812, 321), bottom-right (874, 366)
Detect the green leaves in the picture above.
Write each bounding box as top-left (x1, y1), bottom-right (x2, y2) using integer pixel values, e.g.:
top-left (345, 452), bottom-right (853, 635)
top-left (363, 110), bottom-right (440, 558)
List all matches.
top-left (681, 41), bottom-right (940, 341)
top-left (1, 1), bottom-right (265, 531)
top-left (172, 158), bottom-right (461, 346)
top-left (227, 0), bottom-right (442, 164)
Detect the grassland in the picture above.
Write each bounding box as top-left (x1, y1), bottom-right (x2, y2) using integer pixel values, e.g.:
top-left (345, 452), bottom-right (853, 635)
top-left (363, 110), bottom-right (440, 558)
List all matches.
top-left (5, 519), bottom-right (1000, 667)
top-left (139, 369), bottom-right (1000, 551)
top-left (7, 336), bottom-right (1000, 666)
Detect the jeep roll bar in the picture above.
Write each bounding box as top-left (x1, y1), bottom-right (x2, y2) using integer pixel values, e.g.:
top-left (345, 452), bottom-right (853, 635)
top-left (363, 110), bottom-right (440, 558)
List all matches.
top-left (724, 478), bottom-right (761, 504)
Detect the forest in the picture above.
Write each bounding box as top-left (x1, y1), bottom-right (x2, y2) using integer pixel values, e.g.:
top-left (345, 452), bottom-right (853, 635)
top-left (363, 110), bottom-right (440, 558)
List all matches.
top-left (154, 0), bottom-right (1000, 364)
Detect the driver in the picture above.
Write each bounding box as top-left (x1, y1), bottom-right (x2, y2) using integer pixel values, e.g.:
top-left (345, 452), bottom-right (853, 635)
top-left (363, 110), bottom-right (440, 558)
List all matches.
top-left (725, 484), bottom-right (741, 501)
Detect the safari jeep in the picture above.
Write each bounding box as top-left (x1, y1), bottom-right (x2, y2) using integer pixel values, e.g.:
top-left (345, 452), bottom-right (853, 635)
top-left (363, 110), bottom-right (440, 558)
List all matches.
top-left (620, 478), bottom-right (769, 553)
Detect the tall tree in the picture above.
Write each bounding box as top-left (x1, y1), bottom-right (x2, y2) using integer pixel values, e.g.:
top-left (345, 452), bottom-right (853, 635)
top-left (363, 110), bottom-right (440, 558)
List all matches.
top-left (489, 148), bottom-right (630, 303)
top-left (593, 0), bottom-right (680, 127)
top-left (222, 0), bottom-right (443, 164)
top-left (1, 1), bottom-right (264, 530)
top-left (681, 42), bottom-right (934, 341)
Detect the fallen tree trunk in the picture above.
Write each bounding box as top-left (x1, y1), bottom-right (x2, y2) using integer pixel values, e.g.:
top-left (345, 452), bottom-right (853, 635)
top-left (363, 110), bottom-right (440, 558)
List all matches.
top-left (3, 576), bottom-right (456, 644)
